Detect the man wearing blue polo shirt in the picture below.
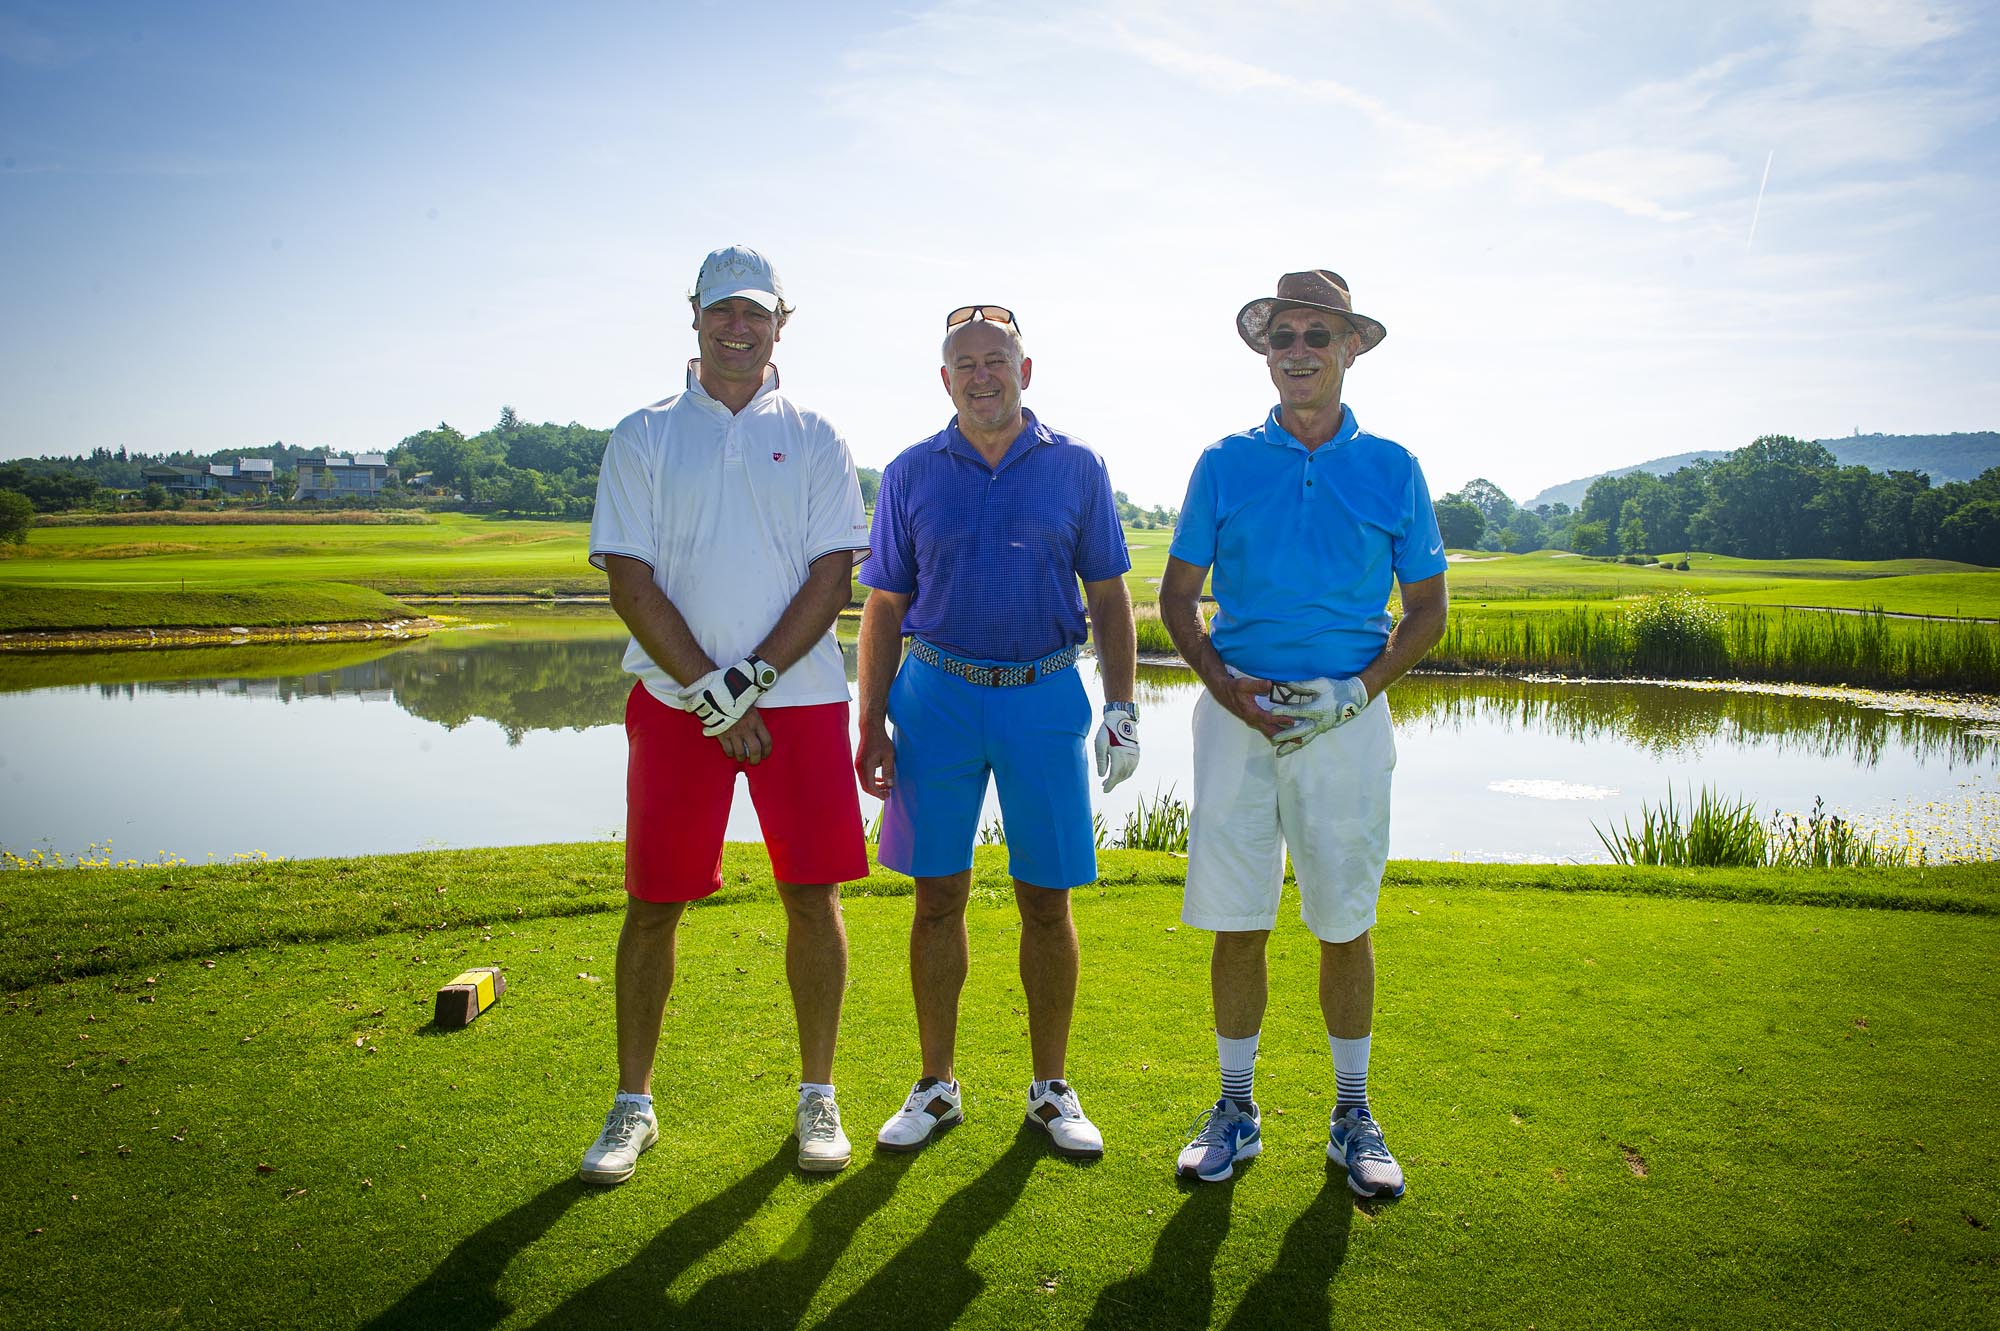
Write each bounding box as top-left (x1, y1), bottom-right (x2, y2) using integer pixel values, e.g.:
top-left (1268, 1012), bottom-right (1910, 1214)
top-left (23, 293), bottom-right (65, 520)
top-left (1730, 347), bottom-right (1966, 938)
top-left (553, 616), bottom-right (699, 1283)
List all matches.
top-left (1161, 270), bottom-right (1449, 1195)
top-left (856, 305), bottom-right (1139, 1160)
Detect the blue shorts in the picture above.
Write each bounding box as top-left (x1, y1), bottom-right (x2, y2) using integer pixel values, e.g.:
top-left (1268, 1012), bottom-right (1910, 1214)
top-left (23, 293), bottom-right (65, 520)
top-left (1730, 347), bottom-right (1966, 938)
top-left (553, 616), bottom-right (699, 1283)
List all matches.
top-left (877, 651), bottom-right (1097, 890)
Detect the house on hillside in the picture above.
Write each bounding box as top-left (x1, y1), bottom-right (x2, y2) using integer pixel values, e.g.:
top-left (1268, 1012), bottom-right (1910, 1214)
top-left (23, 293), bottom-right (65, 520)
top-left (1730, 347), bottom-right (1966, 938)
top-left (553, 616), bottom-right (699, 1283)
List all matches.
top-left (294, 454), bottom-right (399, 501)
top-left (226, 458), bottom-right (274, 496)
top-left (140, 458), bottom-right (274, 498)
top-left (140, 463), bottom-right (210, 497)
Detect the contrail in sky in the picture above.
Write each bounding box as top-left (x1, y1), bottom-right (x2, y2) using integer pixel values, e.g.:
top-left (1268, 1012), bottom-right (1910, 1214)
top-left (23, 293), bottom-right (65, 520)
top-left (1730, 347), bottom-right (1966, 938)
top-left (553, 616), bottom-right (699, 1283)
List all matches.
top-left (1748, 149), bottom-right (1774, 247)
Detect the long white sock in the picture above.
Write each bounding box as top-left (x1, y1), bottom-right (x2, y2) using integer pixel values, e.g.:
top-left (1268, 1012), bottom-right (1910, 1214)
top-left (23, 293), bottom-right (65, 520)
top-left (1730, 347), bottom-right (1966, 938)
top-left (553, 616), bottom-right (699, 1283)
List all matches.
top-left (1218, 1032), bottom-right (1259, 1107)
top-left (1329, 1033), bottom-right (1371, 1116)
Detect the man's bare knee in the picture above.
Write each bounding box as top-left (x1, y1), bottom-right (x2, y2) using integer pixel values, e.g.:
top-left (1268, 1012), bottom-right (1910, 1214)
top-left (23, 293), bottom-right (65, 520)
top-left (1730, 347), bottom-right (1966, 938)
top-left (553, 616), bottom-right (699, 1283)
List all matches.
top-left (913, 874), bottom-right (971, 926)
top-left (1214, 928), bottom-right (1270, 957)
top-left (623, 897), bottom-right (687, 935)
top-left (778, 881), bottom-right (842, 923)
top-left (1013, 880), bottom-right (1072, 930)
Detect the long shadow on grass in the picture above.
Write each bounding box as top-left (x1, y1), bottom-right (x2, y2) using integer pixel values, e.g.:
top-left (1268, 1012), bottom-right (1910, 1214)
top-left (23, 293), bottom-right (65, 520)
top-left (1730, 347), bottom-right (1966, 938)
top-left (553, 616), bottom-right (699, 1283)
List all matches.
top-left (663, 1154), bottom-right (906, 1328)
top-left (812, 1126), bottom-right (1044, 1331)
top-left (359, 1176), bottom-right (588, 1331)
top-left (1082, 1176), bottom-right (1236, 1330)
top-left (519, 1141), bottom-right (795, 1329)
top-left (1217, 1170), bottom-right (1358, 1328)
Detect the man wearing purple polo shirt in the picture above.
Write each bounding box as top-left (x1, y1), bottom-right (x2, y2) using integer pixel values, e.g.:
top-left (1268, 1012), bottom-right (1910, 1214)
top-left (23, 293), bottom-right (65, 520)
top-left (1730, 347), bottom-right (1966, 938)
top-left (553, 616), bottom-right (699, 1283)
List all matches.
top-left (856, 304), bottom-right (1139, 1160)
top-left (1162, 270), bottom-right (1448, 1195)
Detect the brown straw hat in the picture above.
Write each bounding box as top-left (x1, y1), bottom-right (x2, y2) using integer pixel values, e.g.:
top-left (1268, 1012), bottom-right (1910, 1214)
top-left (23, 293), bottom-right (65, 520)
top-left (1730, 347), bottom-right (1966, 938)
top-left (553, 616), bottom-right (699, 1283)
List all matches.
top-left (1236, 270), bottom-right (1387, 355)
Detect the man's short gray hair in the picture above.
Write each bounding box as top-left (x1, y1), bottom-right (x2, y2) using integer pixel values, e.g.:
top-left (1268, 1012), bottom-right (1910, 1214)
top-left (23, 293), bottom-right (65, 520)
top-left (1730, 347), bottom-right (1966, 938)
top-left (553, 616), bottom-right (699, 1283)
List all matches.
top-left (941, 318), bottom-right (1026, 366)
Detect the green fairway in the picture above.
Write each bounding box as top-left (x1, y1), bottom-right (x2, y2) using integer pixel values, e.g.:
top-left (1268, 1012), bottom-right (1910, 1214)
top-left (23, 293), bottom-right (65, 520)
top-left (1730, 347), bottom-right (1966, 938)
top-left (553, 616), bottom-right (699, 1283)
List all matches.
top-left (3, 517), bottom-right (1993, 619)
top-left (0, 582), bottom-right (417, 633)
top-left (1438, 551), bottom-right (1996, 611)
top-left (3, 514), bottom-right (601, 597)
top-left (3, 848), bottom-right (1995, 1329)
top-left (1705, 571), bottom-right (2000, 618)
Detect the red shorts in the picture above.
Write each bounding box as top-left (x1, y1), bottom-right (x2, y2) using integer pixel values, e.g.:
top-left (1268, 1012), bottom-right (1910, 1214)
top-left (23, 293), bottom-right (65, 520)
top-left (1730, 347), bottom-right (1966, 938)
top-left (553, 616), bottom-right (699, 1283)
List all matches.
top-left (624, 683), bottom-right (867, 902)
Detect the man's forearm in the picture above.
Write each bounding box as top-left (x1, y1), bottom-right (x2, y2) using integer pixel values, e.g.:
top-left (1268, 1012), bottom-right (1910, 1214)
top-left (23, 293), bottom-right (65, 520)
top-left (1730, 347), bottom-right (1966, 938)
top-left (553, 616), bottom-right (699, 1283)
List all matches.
top-left (855, 591), bottom-right (905, 731)
top-left (1160, 591), bottom-right (1232, 697)
top-left (1085, 579), bottom-right (1136, 705)
top-left (606, 557), bottom-right (715, 688)
top-left (1358, 583), bottom-right (1449, 699)
top-left (753, 551), bottom-right (859, 675)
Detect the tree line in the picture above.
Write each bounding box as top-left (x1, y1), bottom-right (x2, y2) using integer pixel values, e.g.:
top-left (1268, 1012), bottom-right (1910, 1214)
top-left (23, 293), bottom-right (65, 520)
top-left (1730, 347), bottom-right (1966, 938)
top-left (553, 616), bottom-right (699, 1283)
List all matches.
top-left (8, 424), bottom-right (1988, 560)
top-left (1435, 435), bottom-right (1998, 565)
top-left (1, 406), bottom-right (1196, 534)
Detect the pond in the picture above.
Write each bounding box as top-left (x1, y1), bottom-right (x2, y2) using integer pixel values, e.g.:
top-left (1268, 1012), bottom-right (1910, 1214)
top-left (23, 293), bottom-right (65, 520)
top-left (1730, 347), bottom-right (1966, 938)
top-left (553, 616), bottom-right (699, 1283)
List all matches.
top-left (3, 611), bottom-right (1995, 866)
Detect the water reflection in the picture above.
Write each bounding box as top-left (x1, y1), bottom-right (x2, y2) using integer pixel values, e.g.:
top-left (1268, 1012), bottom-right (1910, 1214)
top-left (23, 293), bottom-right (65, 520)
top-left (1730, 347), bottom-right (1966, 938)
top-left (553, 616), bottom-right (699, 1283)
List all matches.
top-left (18, 635), bottom-right (862, 747)
top-left (7, 642), bottom-right (1986, 765)
top-left (1137, 664), bottom-right (1990, 772)
top-left (1, 634), bottom-right (1991, 864)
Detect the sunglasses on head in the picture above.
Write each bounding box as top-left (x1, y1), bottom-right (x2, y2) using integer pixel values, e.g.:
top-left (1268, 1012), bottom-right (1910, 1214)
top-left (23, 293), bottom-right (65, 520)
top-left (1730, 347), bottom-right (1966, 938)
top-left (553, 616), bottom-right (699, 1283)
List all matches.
top-left (945, 305), bottom-right (1021, 333)
top-left (1266, 326), bottom-right (1347, 351)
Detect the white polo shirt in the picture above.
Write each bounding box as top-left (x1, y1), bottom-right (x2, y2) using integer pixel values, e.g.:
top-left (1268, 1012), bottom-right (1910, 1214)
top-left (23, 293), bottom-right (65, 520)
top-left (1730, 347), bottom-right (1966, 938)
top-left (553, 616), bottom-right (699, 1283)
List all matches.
top-left (590, 361), bottom-right (871, 709)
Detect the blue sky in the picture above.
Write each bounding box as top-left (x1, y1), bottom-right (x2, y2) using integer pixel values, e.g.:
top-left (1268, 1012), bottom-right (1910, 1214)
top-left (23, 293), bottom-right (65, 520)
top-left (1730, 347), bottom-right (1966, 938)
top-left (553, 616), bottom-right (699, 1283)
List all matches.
top-left (3, 0), bottom-right (1995, 506)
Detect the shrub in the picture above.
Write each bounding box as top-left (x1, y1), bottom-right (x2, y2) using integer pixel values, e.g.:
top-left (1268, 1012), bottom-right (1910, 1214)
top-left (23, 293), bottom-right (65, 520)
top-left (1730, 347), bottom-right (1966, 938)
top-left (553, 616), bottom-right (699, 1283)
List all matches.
top-left (0, 488), bottom-right (33, 545)
top-left (1596, 787), bottom-right (1921, 868)
top-left (1595, 786), bottom-right (1765, 867)
top-left (1117, 787), bottom-right (1191, 853)
top-left (1627, 589), bottom-right (1728, 676)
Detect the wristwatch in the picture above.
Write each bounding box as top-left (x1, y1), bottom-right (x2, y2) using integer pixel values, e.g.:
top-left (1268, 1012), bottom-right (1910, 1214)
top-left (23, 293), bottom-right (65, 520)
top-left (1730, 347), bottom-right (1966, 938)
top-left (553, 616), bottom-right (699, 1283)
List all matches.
top-left (743, 653), bottom-right (779, 691)
top-left (1105, 700), bottom-right (1139, 720)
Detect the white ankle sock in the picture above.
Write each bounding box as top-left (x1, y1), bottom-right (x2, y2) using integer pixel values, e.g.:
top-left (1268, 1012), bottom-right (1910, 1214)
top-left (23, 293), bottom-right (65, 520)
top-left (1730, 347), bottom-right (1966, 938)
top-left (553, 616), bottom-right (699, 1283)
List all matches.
top-left (1218, 1032), bottom-right (1260, 1106)
top-left (1329, 1033), bottom-right (1371, 1114)
top-left (615, 1091), bottom-right (654, 1113)
top-left (799, 1082), bottom-right (836, 1104)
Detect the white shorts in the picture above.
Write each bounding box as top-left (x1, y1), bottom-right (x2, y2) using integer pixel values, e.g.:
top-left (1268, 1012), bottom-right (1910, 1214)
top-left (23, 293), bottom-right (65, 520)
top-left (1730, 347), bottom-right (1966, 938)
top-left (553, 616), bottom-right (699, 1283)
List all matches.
top-left (1182, 686), bottom-right (1397, 943)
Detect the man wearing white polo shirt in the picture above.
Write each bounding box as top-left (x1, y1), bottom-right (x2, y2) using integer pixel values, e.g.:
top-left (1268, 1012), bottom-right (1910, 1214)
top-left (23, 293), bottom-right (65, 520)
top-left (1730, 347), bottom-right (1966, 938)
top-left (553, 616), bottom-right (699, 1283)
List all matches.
top-left (579, 245), bottom-right (872, 1184)
top-left (1161, 269), bottom-right (1448, 1196)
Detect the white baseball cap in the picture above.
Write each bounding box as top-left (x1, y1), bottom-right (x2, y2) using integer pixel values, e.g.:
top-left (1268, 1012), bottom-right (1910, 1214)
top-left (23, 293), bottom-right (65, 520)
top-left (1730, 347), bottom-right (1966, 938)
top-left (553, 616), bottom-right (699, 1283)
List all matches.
top-left (693, 244), bottom-right (786, 313)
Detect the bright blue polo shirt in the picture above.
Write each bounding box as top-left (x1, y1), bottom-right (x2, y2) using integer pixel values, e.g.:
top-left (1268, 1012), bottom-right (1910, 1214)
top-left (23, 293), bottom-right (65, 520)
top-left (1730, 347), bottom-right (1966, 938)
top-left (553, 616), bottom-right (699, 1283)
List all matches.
top-left (862, 409), bottom-right (1131, 663)
top-left (1169, 404), bottom-right (1448, 682)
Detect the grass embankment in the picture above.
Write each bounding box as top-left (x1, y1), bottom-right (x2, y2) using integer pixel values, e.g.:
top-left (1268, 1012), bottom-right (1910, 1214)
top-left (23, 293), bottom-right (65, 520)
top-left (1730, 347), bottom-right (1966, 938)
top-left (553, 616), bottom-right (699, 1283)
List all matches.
top-left (34, 510), bottom-right (435, 527)
top-left (0, 583), bottom-right (416, 634)
top-left (1421, 602), bottom-right (2000, 692)
top-left (3, 847), bottom-right (1997, 1329)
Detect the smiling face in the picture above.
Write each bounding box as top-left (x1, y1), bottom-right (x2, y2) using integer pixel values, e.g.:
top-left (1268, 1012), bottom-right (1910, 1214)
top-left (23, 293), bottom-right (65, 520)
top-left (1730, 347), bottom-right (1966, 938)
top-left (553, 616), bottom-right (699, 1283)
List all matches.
top-left (692, 296), bottom-right (780, 397)
top-left (1265, 306), bottom-right (1359, 420)
top-left (940, 319), bottom-right (1031, 439)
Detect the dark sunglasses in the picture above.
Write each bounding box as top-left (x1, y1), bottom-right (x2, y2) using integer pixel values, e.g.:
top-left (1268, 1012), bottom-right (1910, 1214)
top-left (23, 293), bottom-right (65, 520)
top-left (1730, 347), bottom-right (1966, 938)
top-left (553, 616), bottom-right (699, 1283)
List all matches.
top-left (945, 304), bottom-right (1021, 333)
top-left (1266, 326), bottom-right (1346, 351)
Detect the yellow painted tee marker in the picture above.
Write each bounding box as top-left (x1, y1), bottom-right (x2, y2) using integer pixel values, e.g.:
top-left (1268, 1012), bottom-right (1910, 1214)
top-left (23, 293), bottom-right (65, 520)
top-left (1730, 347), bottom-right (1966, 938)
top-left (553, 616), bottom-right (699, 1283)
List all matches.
top-left (433, 966), bottom-right (505, 1029)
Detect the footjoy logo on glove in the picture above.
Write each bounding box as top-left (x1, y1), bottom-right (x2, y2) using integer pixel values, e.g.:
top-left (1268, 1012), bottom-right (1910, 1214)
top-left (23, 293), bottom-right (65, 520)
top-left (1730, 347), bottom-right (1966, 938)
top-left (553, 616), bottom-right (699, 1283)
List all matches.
top-left (771, 452), bottom-right (786, 462)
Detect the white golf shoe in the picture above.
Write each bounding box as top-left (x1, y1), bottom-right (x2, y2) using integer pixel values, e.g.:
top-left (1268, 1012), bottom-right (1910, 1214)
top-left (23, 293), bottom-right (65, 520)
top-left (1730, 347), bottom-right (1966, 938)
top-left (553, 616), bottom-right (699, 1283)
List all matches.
top-left (795, 1090), bottom-right (852, 1172)
top-left (579, 1097), bottom-right (658, 1185)
top-left (1026, 1080), bottom-right (1104, 1160)
top-left (876, 1076), bottom-right (963, 1152)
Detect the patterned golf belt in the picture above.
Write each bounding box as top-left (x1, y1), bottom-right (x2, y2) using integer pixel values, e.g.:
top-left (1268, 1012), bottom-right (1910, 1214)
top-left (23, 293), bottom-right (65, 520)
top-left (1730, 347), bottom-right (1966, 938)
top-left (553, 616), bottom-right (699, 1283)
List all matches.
top-left (908, 638), bottom-right (1078, 687)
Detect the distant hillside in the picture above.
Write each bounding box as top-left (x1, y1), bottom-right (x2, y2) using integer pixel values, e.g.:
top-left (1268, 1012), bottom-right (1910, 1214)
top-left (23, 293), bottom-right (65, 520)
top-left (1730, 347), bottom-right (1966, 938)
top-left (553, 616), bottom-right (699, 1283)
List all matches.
top-left (1525, 432), bottom-right (2000, 510)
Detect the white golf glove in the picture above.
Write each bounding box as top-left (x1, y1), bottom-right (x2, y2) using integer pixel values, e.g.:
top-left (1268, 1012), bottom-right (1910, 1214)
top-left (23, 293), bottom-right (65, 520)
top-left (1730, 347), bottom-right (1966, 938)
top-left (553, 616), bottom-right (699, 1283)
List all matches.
top-left (1093, 704), bottom-right (1141, 793)
top-left (1266, 676), bottom-right (1369, 757)
top-left (681, 653), bottom-right (778, 737)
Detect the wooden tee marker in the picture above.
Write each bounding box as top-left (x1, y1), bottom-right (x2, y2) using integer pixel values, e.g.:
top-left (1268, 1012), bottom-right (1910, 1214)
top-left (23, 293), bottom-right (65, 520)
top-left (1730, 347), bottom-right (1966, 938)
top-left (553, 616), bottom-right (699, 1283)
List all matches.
top-left (434, 967), bottom-right (505, 1029)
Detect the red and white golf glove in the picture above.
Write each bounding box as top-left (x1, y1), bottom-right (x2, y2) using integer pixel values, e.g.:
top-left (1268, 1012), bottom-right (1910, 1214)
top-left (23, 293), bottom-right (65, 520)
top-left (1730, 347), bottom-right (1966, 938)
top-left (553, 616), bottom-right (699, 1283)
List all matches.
top-left (682, 653), bottom-right (778, 737)
top-left (1094, 702), bottom-right (1141, 793)
top-left (1267, 675), bottom-right (1369, 757)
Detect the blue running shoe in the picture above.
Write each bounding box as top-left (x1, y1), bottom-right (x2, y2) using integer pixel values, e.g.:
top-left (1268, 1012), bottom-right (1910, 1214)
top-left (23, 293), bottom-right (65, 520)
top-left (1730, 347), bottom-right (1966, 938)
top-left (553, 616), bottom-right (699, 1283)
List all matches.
top-left (1328, 1107), bottom-right (1405, 1198)
top-left (1176, 1098), bottom-right (1262, 1182)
